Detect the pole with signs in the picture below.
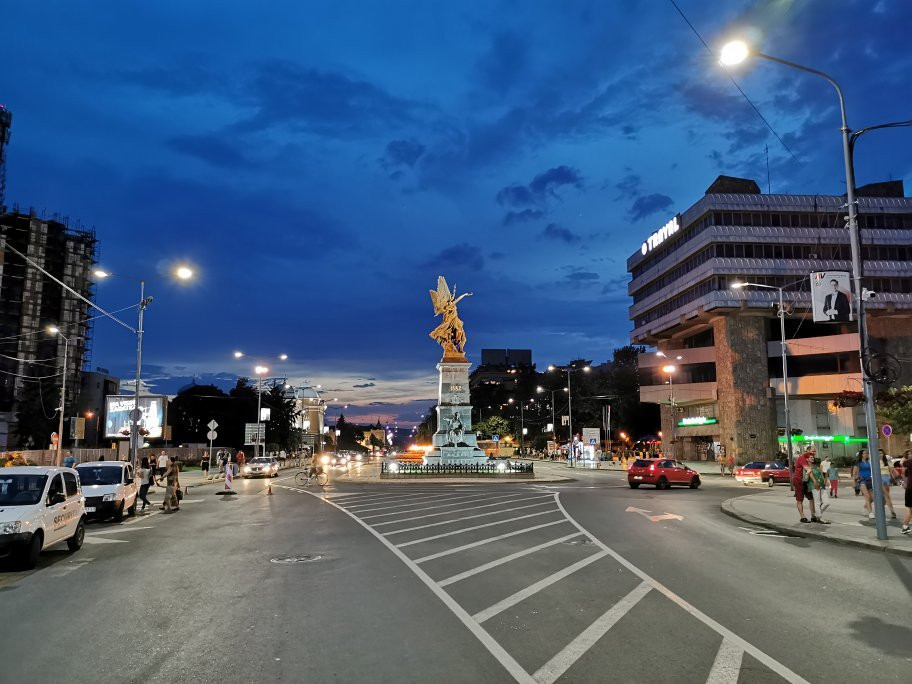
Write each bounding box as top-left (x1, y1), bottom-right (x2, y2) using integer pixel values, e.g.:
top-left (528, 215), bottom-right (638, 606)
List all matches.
top-left (207, 420), bottom-right (218, 473)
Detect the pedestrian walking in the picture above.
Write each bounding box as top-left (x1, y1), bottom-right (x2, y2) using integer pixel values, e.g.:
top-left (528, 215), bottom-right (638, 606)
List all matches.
top-left (852, 450), bottom-right (875, 519)
top-left (157, 450), bottom-right (169, 478)
top-left (819, 456), bottom-right (832, 494)
top-left (718, 452), bottom-right (726, 476)
top-left (878, 450), bottom-right (898, 520)
top-left (137, 456), bottom-right (155, 512)
top-left (808, 457), bottom-right (828, 514)
top-left (792, 447), bottom-right (819, 523)
top-left (160, 457), bottom-right (180, 513)
top-left (900, 449), bottom-right (911, 535)
top-left (726, 453), bottom-right (736, 477)
top-left (201, 457), bottom-right (210, 479)
top-left (827, 460), bottom-right (839, 498)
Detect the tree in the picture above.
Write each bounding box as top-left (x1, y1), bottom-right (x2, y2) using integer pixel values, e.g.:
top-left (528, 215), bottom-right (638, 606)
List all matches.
top-left (475, 415), bottom-right (511, 439)
top-left (415, 406), bottom-right (437, 443)
top-left (169, 384), bottom-right (231, 446)
top-left (262, 385), bottom-right (298, 452)
top-left (878, 386), bottom-right (912, 435)
top-left (14, 379), bottom-right (59, 448)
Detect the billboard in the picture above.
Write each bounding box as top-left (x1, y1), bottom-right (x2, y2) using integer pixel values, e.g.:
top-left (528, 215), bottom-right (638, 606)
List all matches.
top-left (811, 271), bottom-right (852, 323)
top-left (105, 395), bottom-right (166, 440)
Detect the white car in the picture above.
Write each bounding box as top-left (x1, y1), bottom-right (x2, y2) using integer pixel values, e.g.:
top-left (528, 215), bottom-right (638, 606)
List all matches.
top-left (75, 461), bottom-right (138, 521)
top-left (0, 466), bottom-right (86, 569)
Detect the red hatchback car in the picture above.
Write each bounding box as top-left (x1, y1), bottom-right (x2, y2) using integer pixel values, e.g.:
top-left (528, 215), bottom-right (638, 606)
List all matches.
top-left (627, 458), bottom-right (701, 489)
top-left (734, 460), bottom-right (790, 487)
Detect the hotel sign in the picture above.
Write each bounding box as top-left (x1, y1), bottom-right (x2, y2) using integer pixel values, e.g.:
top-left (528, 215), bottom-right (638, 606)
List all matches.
top-left (641, 216), bottom-right (680, 255)
top-left (677, 416), bottom-right (717, 427)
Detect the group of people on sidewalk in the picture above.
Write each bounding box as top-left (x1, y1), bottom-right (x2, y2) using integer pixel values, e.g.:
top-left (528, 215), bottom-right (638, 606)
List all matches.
top-left (793, 445), bottom-right (912, 533)
top-left (135, 452), bottom-right (182, 514)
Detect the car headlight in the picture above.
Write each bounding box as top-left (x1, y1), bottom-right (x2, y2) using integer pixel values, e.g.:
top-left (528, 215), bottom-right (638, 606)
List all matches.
top-left (102, 493), bottom-right (117, 502)
top-left (321, 456), bottom-right (330, 465)
top-left (244, 466), bottom-right (251, 473)
top-left (0, 521), bottom-right (22, 535)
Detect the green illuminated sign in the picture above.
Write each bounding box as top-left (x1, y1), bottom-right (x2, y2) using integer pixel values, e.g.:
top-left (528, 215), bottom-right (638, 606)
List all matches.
top-left (776, 435), bottom-right (867, 443)
top-left (677, 416), bottom-right (718, 427)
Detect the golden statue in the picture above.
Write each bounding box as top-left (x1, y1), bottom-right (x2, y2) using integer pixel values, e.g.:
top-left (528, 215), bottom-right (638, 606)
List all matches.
top-left (429, 276), bottom-right (472, 361)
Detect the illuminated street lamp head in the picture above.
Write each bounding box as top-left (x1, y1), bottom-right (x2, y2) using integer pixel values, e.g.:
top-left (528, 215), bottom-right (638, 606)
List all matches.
top-left (279, 354), bottom-right (288, 361)
top-left (233, 351), bottom-right (244, 359)
top-left (508, 398), bottom-right (514, 404)
top-left (583, 366), bottom-right (591, 372)
top-left (730, 281), bottom-right (746, 289)
top-left (662, 365), bottom-right (676, 373)
top-left (93, 269), bottom-right (110, 279)
top-left (547, 365), bottom-right (556, 371)
top-left (536, 386), bottom-right (543, 393)
top-left (47, 325), bottom-right (60, 335)
top-left (254, 365), bottom-right (269, 375)
top-left (720, 39), bottom-right (750, 66)
top-left (175, 265), bottom-right (193, 280)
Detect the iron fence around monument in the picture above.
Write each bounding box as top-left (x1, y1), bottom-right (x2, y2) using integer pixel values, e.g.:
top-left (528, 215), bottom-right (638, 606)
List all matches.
top-left (380, 461), bottom-right (534, 479)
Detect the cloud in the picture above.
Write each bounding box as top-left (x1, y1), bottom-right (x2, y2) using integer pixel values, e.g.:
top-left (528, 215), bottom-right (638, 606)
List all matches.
top-left (565, 271), bottom-right (599, 281)
top-left (502, 208), bottom-right (545, 225)
top-left (167, 134), bottom-right (252, 168)
top-left (380, 138), bottom-right (426, 172)
top-left (540, 223), bottom-right (581, 244)
top-left (496, 165), bottom-right (583, 208)
top-left (421, 243), bottom-right (485, 271)
top-left (489, 251), bottom-right (506, 260)
top-left (614, 173), bottom-right (642, 199)
top-left (628, 193), bottom-right (674, 222)
top-left (496, 184), bottom-right (536, 208)
top-left (353, 382), bottom-right (376, 388)
top-left (476, 33), bottom-right (528, 95)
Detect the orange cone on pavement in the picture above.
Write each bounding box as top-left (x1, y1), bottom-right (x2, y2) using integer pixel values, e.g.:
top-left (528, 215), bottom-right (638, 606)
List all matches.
top-left (266, 483), bottom-right (273, 495)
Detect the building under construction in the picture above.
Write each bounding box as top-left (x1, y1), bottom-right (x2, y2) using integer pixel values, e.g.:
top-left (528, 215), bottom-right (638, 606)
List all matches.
top-left (0, 104), bottom-right (11, 213)
top-left (0, 210), bottom-right (97, 449)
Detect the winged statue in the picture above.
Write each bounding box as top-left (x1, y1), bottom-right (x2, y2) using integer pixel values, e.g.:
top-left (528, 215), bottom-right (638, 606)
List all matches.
top-left (429, 276), bottom-right (472, 359)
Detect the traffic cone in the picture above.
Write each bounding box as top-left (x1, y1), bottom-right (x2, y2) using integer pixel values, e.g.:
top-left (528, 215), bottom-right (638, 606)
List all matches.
top-left (266, 483), bottom-right (273, 495)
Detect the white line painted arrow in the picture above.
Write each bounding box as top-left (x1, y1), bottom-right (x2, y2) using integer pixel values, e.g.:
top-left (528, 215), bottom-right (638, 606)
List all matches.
top-left (625, 506), bottom-right (683, 523)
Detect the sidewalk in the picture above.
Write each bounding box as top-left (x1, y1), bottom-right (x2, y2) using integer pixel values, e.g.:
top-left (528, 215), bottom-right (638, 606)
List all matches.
top-left (722, 485), bottom-right (911, 556)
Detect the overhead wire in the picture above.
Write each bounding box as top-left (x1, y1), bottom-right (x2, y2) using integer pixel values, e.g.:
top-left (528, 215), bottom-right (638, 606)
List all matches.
top-left (0, 303), bottom-right (141, 346)
top-left (667, 0), bottom-right (801, 165)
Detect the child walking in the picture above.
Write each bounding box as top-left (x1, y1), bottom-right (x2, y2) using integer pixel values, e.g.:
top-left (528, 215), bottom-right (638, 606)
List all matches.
top-left (827, 461), bottom-right (839, 498)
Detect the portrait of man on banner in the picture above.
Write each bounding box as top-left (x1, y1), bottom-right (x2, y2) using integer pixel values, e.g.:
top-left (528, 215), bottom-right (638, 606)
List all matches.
top-left (811, 271), bottom-right (852, 323)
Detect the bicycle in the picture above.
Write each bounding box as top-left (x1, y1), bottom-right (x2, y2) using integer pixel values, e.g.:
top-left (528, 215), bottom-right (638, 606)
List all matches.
top-left (295, 470), bottom-right (328, 487)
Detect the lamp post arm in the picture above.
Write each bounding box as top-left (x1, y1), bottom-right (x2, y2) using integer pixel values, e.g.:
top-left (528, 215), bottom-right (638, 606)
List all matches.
top-left (756, 54), bottom-right (848, 129)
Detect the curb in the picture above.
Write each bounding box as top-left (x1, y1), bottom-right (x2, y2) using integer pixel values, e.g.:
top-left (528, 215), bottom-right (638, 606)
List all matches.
top-left (720, 498), bottom-right (912, 557)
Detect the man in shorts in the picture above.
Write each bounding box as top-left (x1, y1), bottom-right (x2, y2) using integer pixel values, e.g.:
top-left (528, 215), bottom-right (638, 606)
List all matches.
top-left (792, 447), bottom-right (820, 523)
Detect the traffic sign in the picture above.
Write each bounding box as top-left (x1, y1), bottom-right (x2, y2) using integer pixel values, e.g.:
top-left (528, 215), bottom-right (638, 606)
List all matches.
top-left (50, 432), bottom-right (59, 446)
top-left (207, 420), bottom-right (218, 430)
top-left (129, 408), bottom-right (142, 422)
top-left (882, 424), bottom-right (892, 437)
top-left (207, 430), bottom-right (218, 441)
top-left (492, 434), bottom-right (500, 442)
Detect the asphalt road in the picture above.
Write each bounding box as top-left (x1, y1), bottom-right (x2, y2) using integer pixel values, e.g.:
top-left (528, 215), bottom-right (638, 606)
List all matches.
top-left (1, 464), bottom-right (909, 683)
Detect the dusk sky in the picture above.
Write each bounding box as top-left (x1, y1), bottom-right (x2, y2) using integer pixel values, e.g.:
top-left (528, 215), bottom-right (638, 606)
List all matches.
top-left (3, 0), bottom-right (910, 425)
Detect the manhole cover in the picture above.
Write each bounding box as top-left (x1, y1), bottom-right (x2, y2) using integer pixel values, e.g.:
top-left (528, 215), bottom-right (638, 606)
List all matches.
top-left (563, 539), bottom-right (596, 546)
top-left (270, 555), bottom-right (323, 564)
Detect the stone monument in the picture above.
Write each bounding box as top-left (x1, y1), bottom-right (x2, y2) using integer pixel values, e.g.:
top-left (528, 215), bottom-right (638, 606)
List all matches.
top-left (425, 276), bottom-right (486, 464)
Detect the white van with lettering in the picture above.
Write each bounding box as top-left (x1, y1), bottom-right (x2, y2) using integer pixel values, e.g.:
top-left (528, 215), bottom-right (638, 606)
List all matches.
top-left (76, 461), bottom-right (138, 521)
top-left (0, 466), bottom-right (86, 569)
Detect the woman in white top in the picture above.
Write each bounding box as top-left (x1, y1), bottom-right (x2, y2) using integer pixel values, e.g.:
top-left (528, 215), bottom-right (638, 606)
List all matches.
top-left (879, 450), bottom-right (897, 519)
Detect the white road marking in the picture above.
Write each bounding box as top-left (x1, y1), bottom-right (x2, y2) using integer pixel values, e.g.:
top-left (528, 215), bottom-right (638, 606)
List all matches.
top-left (396, 509), bottom-right (561, 548)
top-left (706, 639), bottom-right (744, 683)
top-left (83, 536), bottom-right (128, 545)
top-left (342, 490), bottom-right (480, 507)
top-left (472, 550), bottom-right (608, 623)
top-left (532, 581), bottom-right (652, 684)
top-left (306, 490), bottom-right (536, 684)
top-left (345, 492), bottom-right (494, 513)
top-left (383, 501), bottom-right (556, 536)
top-left (625, 505), bottom-right (684, 522)
top-left (86, 526), bottom-right (154, 536)
top-left (371, 495), bottom-right (551, 526)
top-left (414, 520), bottom-right (570, 564)
top-left (359, 493), bottom-right (528, 520)
top-left (552, 496), bottom-right (809, 684)
top-left (438, 533), bottom-right (584, 587)
top-left (47, 557), bottom-right (95, 579)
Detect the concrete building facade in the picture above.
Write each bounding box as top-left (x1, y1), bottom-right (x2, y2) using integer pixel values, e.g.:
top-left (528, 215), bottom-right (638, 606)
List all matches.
top-left (628, 176), bottom-right (912, 464)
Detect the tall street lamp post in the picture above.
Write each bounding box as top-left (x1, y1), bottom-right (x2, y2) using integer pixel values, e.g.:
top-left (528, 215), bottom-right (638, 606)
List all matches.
top-left (234, 351), bottom-right (288, 459)
top-left (731, 281), bottom-right (795, 484)
top-left (656, 352), bottom-right (683, 459)
top-left (47, 326), bottom-right (68, 466)
top-left (509, 398), bottom-right (534, 456)
top-left (94, 265), bottom-right (194, 465)
top-left (720, 40), bottom-right (902, 539)
top-left (547, 364), bottom-right (590, 463)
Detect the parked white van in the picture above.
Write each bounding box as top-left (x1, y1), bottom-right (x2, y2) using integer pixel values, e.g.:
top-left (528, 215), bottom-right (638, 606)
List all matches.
top-left (0, 466), bottom-right (86, 569)
top-left (75, 461), bottom-right (138, 521)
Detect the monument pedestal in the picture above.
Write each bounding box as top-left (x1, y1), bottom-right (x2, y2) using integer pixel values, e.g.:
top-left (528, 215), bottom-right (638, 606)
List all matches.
top-left (425, 359), bottom-right (487, 464)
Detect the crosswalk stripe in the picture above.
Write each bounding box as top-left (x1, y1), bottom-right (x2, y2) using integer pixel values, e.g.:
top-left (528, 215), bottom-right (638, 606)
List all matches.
top-left (706, 639), bottom-right (744, 683)
top-left (345, 492), bottom-right (493, 513)
top-left (472, 550), bottom-right (608, 623)
top-left (532, 581), bottom-right (651, 684)
top-left (383, 501), bottom-right (556, 536)
top-left (372, 495), bottom-right (551, 527)
top-left (396, 509), bottom-right (561, 548)
top-left (360, 493), bottom-right (527, 520)
top-left (413, 519), bottom-right (570, 564)
top-left (437, 532), bottom-right (584, 587)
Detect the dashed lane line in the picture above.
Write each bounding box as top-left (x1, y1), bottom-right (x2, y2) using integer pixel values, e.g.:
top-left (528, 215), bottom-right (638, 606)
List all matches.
top-left (531, 581), bottom-right (652, 684)
top-left (383, 501), bottom-right (557, 537)
top-left (371, 495), bottom-right (551, 527)
top-left (472, 549), bottom-right (608, 623)
top-left (396, 509), bottom-right (561, 548)
top-left (437, 532), bottom-right (584, 588)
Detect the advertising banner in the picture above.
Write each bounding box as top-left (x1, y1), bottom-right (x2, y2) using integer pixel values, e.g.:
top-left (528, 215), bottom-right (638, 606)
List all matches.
top-left (811, 271), bottom-right (852, 322)
top-left (582, 427), bottom-right (600, 446)
top-left (105, 395), bottom-right (166, 439)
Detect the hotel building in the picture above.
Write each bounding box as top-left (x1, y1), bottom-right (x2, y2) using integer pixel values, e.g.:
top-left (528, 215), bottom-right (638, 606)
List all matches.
top-left (628, 176), bottom-right (912, 463)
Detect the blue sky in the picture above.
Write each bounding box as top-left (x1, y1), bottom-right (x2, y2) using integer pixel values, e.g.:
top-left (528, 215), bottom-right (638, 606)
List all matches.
top-left (3, 0), bottom-right (910, 425)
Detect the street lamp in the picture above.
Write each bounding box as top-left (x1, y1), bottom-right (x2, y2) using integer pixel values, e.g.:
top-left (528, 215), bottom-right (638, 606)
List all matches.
top-left (548, 364), bottom-right (590, 463)
top-left (661, 364), bottom-right (677, 458)
top-left (537, 385), bottom-right (568, 445)
top-left (93, 264), bottom-right (195, 465)
top-left (719, 40), bottom-right (910, 540)
top-left (47, 326), bottom-right (68, 465)
top-left (254, 365), bottom-right (269, 459)
top-left (508, 397), bottom-right (534, 456)
top-left (731, 281), bottom-right (795, 483)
